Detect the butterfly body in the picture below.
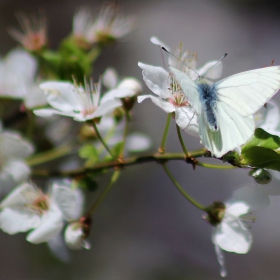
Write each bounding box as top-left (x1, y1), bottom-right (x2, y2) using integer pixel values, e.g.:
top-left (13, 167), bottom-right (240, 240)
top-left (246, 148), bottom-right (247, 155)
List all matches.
top-left (171, 65), bottom-right (280, 157)
top-left (197, 82), bottom-right (219, 131)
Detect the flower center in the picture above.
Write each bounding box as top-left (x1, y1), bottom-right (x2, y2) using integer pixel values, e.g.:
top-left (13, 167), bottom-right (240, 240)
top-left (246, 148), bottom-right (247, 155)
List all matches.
top-left (29, 194), bottom-right (49, 214)
top-left (169, 92), bottom-right (189, 107)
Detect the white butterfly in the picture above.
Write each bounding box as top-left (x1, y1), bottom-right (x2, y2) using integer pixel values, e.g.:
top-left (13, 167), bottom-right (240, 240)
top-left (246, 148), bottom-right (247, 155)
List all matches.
top-left (170, 65), bottom-right (280, 157)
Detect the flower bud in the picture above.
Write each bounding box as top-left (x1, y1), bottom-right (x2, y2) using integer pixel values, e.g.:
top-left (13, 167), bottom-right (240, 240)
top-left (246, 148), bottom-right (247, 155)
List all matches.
top-left (249, 168), bottom-right (272, 185)
top-left (118, 78), bottom-right (142, 111)
top-left (64, 221), bottom-right (91, 250)
top-left (118, 78), bottom-right (142, 96)
top-left (204, 201), bottom-right (226, 226)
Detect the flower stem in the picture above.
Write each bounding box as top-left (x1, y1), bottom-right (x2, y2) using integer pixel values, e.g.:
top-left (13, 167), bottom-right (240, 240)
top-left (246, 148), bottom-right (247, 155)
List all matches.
top-left (26, 145), bottom-right (72, 166)
top-left (31, 151), bottom-right (235, 178)
top-left (197, 162), bottom-right (236, 169)
top-left (176, 124), bottom-right (189, 158)
top-left (92, 121), bottom-right (115, 158)
top-left (119, 110), bottom-right (130, 159)
top-left (158, 113), bottom-right (172, 154)
top-left (162, 163), bottom-right (206, 211)
top-left (87, 170), bottom-right (120, 215)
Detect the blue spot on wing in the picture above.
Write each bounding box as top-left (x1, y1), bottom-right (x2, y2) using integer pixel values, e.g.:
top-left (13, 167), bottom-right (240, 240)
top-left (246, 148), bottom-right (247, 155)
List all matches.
top-left (198, 83), bottom-right (219, 131)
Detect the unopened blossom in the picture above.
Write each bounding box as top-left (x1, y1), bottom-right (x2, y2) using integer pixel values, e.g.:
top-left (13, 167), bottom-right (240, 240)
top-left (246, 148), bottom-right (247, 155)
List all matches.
top-left (0, 182), bottom-right (79, 244)
top-left (33, 79), bottom-right (125, 122)
top-left (0, 127), bottom-right (34, 194)
top-left (0, 49), bottom-right (46, 109)
top-left (102, 67), bottom-right (142, 104)
top-left (9, 14), bottom-right (47, 52)
top-left (73, 4), bottom-right (134, 46)
top-left (64, 220), bottom-right (91, 250)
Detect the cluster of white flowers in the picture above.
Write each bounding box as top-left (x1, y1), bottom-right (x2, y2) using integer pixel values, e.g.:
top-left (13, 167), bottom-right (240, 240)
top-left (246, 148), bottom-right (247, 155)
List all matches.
top-left (0, 180), bottom-right (89, 252)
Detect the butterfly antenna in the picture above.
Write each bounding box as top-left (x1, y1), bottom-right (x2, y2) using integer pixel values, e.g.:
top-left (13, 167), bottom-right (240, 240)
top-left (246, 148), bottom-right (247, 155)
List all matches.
top-left (161, 46), bottom-right (200, 78)
top-left (202, 53), bottom-right (228, 78)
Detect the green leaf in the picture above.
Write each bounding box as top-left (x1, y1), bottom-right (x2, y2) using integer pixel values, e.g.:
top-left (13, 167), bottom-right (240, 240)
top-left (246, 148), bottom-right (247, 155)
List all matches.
top-left (79, 144), bottom-right (100, 166)
top-left (242, 128), bottom-right (280, 152)
top-left (241, 146), bottom-right (280, 171)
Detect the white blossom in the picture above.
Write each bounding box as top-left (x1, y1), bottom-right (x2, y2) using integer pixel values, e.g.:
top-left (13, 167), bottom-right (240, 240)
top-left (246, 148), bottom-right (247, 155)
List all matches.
top-left (0, 49), bottom-right (46, 109)
top-left (33, 79), bottom-right (124, 122)
top-left (211, 184), bottom-right (269, 277)
top-left (138, 62), bottom-right (199, 136)
top-left (0, 128), bottom-right (34, 194)
top-left (0, 182), bottom-right (79, 244)
top-left (73, 4), bottom-right (134, 45)
top-left (9, 14), bottom-right (47, 51)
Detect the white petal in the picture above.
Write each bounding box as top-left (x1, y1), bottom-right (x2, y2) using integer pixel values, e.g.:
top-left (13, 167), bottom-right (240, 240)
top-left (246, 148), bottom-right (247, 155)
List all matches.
top-left (103, 68), bottom-right (118, 89)
top-left (101, 88), bottom-right (135, 103)
top-left (175, 108), bottom-right (199, 137)
top-left (138, 62), bottom-right (170, 98)
top-left (40, 82), bottom-right (82, 112)
top-left (256, 100), bottom-right (280, 133)
top-left (26, 205), bottom-right (64, 244)
top-left (225, 201), bottom-right (250, 217)
top-left (1, 183), bottom-right (35, 208)
top-left (33, 108), bottom-right (76, 119)
top-left (212, 216), bottom-right (252, 254)
top-left (198, 61), bottom-right (223, 79)
top-left (6, 49), bottom-right (37, 80)
top-left (33, 108), bottom-right (65, 117)
top-left (51, 184), bottom-right (78, 220)
top-left (89, 99), bottom-right (122, 119)
top-left (138, 95), bottom-right (175, 113)
top-left (0, 131), bottom-right (34, 158)
top-left (214, 244), bottom-right (227, 277)
top-left (0, 207), bottom-right (40, 234)
top-left (24, 83), bottom-right (47, 109)
top-left (47, 234), bottom-right (70, 262)
top-left (1, 160), bottom-right (30, 184)
top-left (126, 133), bottom-right (152, 152)
top-left (231, 185), bottom-right (270, 211)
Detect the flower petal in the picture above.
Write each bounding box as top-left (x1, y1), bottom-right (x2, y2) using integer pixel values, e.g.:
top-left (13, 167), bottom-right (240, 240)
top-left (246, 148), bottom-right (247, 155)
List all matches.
top-left (90, 99), bottom-right (122, 119)
top-left (40, 82), bottom-right (82, 112)
top-left (138, 62), bottom-right (170, 98)
top-left (26, 205), bottom-right (64, 244)
top-left (52, 184), bottom-right (78, 220)
top-left (138, 95), bottom-right (175, 113)
top-left (231, 185), bottom-right (270, 211)
top-left (175, 108), bottom-right (199, 137)
top-left (103, 67), bottom-right (118, 89)
top-left (225, 201), bottom-right (250, 217)
top-left (0, 207), bottom-right (40, 234)
top-left (212, 215), bottom-right (252, 254)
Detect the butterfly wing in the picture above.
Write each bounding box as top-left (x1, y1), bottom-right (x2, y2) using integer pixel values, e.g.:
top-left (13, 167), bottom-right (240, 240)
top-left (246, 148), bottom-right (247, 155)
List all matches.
top-left (216, 66), bottom-right (280, 117)
top-left (170, 66), bottom-right (201, 113)
top-left (198, 102), bottom-right (255, 157)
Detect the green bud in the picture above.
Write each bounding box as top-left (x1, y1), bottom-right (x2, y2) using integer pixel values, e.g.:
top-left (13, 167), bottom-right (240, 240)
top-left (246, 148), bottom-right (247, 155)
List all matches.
top-left (249, 168), bottom-right (272, 185)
